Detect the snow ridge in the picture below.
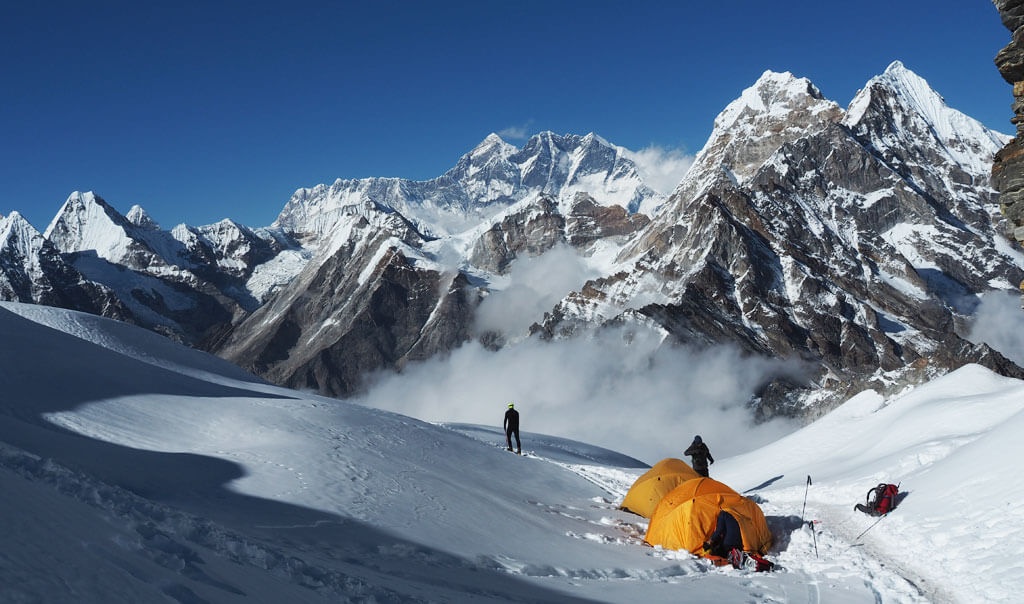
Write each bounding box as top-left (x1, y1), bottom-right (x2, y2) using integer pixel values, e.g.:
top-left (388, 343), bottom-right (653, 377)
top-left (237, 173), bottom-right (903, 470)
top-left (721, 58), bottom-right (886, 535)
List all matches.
top-left (273, 131), bottom-right (663, 242)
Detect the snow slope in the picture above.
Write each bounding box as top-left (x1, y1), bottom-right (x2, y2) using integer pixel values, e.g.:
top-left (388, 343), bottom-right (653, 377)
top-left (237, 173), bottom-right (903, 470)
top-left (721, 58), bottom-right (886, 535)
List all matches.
top-left (1, 301), bottom-right (1021, 603)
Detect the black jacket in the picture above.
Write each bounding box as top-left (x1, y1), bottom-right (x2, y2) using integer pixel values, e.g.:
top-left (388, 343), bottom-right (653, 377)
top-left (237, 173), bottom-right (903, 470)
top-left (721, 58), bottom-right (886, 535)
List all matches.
top-left (504, 408), bottom-right (519, 432)
top-left (684, 440), bottom-right (713, 473)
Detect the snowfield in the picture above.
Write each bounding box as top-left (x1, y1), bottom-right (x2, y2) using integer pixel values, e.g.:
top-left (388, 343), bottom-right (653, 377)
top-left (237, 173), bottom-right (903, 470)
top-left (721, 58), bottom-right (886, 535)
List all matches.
top-left (1, 301), bottom-right (1021, 603)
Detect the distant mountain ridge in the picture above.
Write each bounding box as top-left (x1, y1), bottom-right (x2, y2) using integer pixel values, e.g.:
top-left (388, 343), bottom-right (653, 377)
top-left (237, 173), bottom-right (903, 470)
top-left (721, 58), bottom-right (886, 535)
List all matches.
top-left (3, 61), bottom-right (1022, 416)
top-left (273, 131), bottom-right (664, 241)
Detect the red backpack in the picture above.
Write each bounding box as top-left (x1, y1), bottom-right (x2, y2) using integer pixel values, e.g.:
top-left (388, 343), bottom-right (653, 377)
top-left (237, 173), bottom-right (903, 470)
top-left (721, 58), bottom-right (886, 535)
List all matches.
top-left (867, 483), bottom-right (899, 515)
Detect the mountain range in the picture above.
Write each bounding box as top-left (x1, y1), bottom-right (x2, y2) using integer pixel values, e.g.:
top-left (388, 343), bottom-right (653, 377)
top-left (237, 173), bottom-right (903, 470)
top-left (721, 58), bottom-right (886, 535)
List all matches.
top-left (2, 60), bottom-right (1022, 418)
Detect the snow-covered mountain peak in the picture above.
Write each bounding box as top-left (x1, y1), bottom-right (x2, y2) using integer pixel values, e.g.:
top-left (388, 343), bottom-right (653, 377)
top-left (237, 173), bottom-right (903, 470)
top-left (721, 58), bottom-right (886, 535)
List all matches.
top-left (844, 61), bottom-right (1009, 181)
top-left (847, 61), bottom-right (1008, 145)
top-left (2, 210), bottom-right (28, 228)
top-left (452, 133), bottom-right (518, 177)
top-left (0, 211), bottom-right (42, 254)
top-left (44, 191), bottom-right (129, 250)
top-left (846, 62), bottom-right (932, 124)
top-left (669, 70), bottom-right (843, 194)
top-left (41, 191), bottom-right (188, 279)
top-left (473, 132), bottom-right (511, 152)
top-left (273, 129), bottom-right (663, 241)
top-left (126, 204), bottom-right (160, 231)
top-left (713, 70), bottom-right (836, 134)
top-left (464, 133), bottom-right (517, 162)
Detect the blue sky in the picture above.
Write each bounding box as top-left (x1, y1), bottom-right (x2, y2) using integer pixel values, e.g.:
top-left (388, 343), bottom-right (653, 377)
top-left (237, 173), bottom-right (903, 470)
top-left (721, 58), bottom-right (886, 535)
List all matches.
top-left (1, 1), bottom-right (1013, 231)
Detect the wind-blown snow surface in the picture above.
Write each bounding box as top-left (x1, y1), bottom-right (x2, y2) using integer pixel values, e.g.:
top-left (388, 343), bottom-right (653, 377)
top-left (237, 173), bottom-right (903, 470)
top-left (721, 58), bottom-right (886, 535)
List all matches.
top-left (1, 302), bottom-right (1021, 603)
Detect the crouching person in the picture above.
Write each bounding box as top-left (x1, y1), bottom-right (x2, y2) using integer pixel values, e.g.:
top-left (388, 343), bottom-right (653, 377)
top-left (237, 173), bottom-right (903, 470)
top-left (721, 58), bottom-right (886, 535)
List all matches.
top-left (703, 510), bottom-right (743, 558)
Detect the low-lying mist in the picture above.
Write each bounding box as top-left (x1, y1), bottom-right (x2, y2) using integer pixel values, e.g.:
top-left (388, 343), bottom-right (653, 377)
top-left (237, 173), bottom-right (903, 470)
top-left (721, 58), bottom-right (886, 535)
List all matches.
top-left (968, 290), bottom-right (1024, 367)
top-left (358, 327), bottom-right (801, 465)
top-left (360, 243), bottom-right (803, 465)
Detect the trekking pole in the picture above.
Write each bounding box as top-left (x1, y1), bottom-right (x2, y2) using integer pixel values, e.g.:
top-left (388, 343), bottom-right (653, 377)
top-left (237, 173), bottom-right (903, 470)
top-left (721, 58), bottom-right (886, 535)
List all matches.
top-left (850, 482), bottom-right (903, 547)
top-left (800, 475), bottom-right (812, 523)
top-left (851, 515), bottom-right (884, 544)
top-left (800, 476), bottom-right (818, 557)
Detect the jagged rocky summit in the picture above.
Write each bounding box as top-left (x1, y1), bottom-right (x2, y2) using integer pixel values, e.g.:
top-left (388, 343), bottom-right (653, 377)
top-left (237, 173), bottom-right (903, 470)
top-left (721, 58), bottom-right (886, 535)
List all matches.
top-left (993, 0), bottom-right (1024, 270)
top-left (3, 63), bottom-right (1022, 418)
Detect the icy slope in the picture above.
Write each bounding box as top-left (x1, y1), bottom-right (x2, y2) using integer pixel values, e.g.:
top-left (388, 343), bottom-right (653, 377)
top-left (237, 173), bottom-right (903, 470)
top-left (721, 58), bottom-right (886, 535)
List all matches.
top-left (716, 365), bottom-right (1024, 603)
top-left (1, 301), bottom-right (1017, 602)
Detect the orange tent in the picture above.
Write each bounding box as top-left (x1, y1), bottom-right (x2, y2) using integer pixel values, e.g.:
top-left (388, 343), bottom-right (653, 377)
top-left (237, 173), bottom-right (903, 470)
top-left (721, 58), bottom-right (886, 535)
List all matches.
top-left (619, 458), bottom-right (701, 518)
top-left (644, 477), bottom-right (772, 555)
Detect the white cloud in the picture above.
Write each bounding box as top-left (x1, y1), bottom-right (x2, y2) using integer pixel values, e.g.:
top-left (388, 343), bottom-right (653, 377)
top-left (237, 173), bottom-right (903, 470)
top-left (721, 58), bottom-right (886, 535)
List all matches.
top-left (624, 145), bottom-right (695, 195)
top-left (357, 325), bottom-right (800, 465)
top-left (474, 244), bottom-right (600, 338)
top-left (497, 123), bottom-right (532, 141)
top-left (968, 290), bottom-right (1024, 366)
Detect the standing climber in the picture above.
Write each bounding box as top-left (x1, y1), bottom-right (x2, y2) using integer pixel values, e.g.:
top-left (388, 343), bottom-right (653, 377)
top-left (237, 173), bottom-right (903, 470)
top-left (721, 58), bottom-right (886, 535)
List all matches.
top-left (684, 435), bottom-right (714, 477)
top-left (504, 402), bottom-right (521, 455)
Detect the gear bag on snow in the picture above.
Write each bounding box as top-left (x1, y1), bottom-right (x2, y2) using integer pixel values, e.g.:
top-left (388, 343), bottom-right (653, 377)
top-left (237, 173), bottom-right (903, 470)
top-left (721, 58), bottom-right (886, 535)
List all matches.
top-left (855, 483), bottom-right (899, 516)
top-left (727, 548), bottom-right (775, 572)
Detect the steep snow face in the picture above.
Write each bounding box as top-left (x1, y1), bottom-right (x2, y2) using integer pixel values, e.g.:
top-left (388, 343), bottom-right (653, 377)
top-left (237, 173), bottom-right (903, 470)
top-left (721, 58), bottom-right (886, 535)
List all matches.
top-left (0, 213), bottom-right (129, 316)
top-left (44, 192), bottom-right (145, 266)
top-left (445, 132), bottom-right (521, 203)
top-left (0, 212), bottom-right (45, 272)
top-left (844, 61), bottom-right (1009, 185)
top-left (273, 132), bottom-right (664, 241)
top-left (125, 205), bottom-right (160, 230)
top-left (0, 213), bottom-right (49, 301)
top-left (44, 192), bottom-right (190, 278)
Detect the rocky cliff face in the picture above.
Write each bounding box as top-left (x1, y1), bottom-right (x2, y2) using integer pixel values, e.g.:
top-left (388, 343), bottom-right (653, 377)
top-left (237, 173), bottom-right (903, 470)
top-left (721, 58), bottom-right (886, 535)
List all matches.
top-left (993, 0), bottom-right (1024, 257)
top-left (214, 206), bottom-right (478, 396)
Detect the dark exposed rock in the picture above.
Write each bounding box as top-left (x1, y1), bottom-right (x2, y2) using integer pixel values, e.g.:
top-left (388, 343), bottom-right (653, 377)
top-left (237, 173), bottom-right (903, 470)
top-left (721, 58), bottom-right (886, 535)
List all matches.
top-left (993, 0), bottom-right (1024, 255)
top-left (566, 193), bottom-right (651, 247)
top-left (215, 209), bottom-right (479, 398)
top-left (468, 196), bottom-right (566, 273)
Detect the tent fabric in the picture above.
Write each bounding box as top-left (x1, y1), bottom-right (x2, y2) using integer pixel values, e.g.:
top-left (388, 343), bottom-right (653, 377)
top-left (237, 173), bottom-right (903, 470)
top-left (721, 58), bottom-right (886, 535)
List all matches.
top-left (619, 458), bottom-right (701, 518)
top-left (643, 477), bottom-right (772, 556)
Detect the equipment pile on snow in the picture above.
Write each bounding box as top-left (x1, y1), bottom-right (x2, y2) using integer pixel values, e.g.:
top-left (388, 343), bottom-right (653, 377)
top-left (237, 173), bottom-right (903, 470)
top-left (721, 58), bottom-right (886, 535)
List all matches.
top-left (855, 483), bottom-right (900, 516)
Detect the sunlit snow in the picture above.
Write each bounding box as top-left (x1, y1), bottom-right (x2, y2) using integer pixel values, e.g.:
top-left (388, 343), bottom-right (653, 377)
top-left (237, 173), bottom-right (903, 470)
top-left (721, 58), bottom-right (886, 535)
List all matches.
top-left (1, 301), bottom-right (1021, 603)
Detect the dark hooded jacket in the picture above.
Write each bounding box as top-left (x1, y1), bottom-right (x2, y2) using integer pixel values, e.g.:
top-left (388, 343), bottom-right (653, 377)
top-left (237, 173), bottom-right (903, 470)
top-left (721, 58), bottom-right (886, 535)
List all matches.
top-left (684, 435), bottom-right (714, 477)
top-left (707, 510), bottom-right (743, 557)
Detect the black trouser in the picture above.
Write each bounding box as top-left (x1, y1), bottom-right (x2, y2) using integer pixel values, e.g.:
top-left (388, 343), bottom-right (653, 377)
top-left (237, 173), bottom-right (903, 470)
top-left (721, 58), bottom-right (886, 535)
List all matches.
top-left (506, 428), bottom-right (520, 451)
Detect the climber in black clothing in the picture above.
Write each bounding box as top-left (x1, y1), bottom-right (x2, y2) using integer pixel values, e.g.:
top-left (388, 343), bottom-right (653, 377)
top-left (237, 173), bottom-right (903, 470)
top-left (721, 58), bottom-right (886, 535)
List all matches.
top-left (504, 402), bottom-right (520, 454)
top-left (684, 435), bottom-right (714, 477)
